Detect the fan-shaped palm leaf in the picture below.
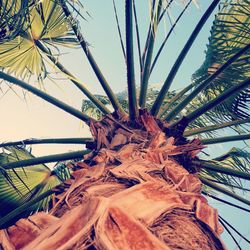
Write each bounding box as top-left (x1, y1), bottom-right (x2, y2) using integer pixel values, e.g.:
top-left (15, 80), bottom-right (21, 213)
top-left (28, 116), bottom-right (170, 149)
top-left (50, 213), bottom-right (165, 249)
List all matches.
top-left (0, 146), bottom-right (70, 223)
top-left (0, 147), bottom-right (50, 216)
top-left (0, 0), bottom-right (78, 79)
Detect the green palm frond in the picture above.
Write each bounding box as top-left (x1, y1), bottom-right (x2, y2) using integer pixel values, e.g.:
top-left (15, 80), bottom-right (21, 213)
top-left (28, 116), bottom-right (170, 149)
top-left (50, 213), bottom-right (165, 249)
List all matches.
top-left (0, 0), bottom-right (78, 79)
top-left (0, 0), bottom-right (30, 43)
top-left (161, 1), bottom-right (250, 138)
top-left (52, 162), bottom-right (71, 181)
top-left (82, 95), bottom-right (111, 120)
top-left (0, 147), bottom-right (50, 216)
top-left (0, 36), bottom-right (46, 78)
top-left (199, 147), bottom-right (250, 192)
top-left (213, 147), bottom-right (250, 170)
top-left (201, 177), bottom-right (250, 206)
top-left (190, 0), bottom-right (250, 122)
top-left (32, 0), bottom-right (78, 45)
top-left (18, 170), bottom-right (62, 213)
top-left (0, 189), bottom-right (55, 229)
top-left (0, 146), bottom-right (70, 223)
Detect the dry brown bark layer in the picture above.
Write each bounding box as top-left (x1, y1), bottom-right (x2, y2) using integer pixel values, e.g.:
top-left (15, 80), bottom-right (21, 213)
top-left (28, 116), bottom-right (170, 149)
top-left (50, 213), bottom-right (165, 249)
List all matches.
top-left (0, 112), bottom-right (226, 250)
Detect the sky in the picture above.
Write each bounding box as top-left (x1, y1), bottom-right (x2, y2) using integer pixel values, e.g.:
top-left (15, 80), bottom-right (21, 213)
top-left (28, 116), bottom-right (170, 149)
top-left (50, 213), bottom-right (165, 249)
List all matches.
top-left (0, 0), bottom-right (249, 248)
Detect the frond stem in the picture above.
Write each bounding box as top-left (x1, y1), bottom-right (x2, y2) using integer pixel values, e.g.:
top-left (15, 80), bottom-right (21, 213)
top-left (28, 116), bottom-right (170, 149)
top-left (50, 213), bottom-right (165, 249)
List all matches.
top-left (201, 134), bottom-right (250, 145)
top-left (202, 191), bottom-right (250, 213)
top-left (151, 0), bottom-right (220, 116)
top-left (112, 0), bottom-right (126, 60)
top-left (165, 43), bottom-right (250, 122)
top-left (204, 178), bottom-right (250, 192)
top-left (158, 0), bottom-right (174, 23)
top-left (60, 0), bottom-right (124, 113)
top-left (160, 83), bottom-right (194, 118)
top-left (0, 138), bottom-right (94, 148)
top-left (218, 218), bottom-right (242, 250)
top-left (200, 177), bottom-right (250, 206)
top-left (219, 216), bottom-right (250, 245)
top-left (195, 160), bottom-right (250, 181)
top-left (125, 0), bottom-right (138, 119)
top-left (0, 71), bottom-right (91, 123)
top-left (2, 150), bottom-right (92, 170)
top-left (139, 0), bottom-right (163, 108)
top-left (184, 118), bottom-right (250, 136)
top-left (35, 41), bottom-right (110, 114)
top-left (150, 0), bottom-right (192, 75)
top-left (133, 0), bottom-right (142, 71)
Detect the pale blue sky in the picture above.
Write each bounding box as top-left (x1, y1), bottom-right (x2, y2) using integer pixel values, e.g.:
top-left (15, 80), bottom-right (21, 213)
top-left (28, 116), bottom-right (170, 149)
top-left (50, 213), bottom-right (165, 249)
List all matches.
top-left (0, 1), bottom-right (249, 248)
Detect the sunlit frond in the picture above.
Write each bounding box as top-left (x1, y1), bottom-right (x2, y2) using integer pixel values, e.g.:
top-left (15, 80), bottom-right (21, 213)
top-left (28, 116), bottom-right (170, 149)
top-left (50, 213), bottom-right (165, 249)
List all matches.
top-left (0, 36), bottom-right (46, 78)
top-left (0, 0), bottom-right (78, 79)
top-left (199, 147), bottom-right (250, 191)
top-left (190, 0), bottom-right (250, 123)
top-left (0, 0), bottom-right (29, 43)
top-left (19, 163), bottom-right (70, 215)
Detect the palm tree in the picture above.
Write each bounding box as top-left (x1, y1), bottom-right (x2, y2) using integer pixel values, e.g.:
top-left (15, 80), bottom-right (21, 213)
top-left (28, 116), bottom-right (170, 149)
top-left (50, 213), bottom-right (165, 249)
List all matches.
top-left (0, 0), bottom-right (249, 249)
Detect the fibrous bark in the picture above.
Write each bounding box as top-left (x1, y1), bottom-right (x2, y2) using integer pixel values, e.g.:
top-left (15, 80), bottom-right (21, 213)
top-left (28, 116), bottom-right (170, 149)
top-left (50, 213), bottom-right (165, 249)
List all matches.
top-left (0, 111), bottom-right (226, 250)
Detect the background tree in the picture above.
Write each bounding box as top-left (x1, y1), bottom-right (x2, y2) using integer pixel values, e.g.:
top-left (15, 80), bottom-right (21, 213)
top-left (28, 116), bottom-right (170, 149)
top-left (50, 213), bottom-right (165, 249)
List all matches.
top-left (0, 0), bottom-right (249, 249)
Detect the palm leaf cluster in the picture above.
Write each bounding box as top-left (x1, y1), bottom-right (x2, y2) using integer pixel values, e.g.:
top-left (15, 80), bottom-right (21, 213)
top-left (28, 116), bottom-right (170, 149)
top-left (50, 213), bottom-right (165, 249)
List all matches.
top-left (188, 0), bottom-right (250, 132)
top-left (0, 0), bottom-right (78, 79)
top-left (0, 0), bottom-right (249, 248)
top-left (200, 147), bottom-right (250, 191)
top-left (0, 0), bottom-right (29, 43)
top-left (0, 146), bottom-right (70, 225)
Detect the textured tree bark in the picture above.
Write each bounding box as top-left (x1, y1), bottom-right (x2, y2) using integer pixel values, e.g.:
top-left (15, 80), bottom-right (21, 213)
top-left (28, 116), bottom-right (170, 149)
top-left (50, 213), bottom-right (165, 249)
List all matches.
top-left (0, 112), bottom-right (226, 250)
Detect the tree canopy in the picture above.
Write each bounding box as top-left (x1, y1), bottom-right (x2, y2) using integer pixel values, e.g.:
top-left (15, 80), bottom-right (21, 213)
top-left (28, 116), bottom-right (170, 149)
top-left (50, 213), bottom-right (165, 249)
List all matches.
top-left (0, 1), bottom-right (249, 248)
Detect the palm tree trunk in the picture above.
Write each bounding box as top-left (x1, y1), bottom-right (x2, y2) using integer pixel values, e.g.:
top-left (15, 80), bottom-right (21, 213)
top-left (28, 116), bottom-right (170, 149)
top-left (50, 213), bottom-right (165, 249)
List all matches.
top-left (0, 112), bottom-right (226, 250)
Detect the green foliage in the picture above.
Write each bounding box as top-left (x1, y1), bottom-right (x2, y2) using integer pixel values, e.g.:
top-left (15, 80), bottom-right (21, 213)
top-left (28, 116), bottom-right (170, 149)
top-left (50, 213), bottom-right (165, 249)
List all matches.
top-left (0, 0), bottom-right (30, 43)
top-left (81, 87), bottom-right (175, 120)
top-left (200, 147), bottom-right (250, 192)
top-left (82, 95), bottom-right (111, 120)
top-left (190, 0), bottom-right (250, 124)
top-left (0, 1), bottom-right (249, 245)
top-left (0, 146), bottom-right (70, 223)
top-left (0, 0), bottom-right (78, 79)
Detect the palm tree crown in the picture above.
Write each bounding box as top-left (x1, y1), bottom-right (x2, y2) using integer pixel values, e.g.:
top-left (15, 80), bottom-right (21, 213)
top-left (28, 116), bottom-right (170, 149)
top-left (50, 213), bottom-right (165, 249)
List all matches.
top-left (0, 0), bottom-right (249, 249)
